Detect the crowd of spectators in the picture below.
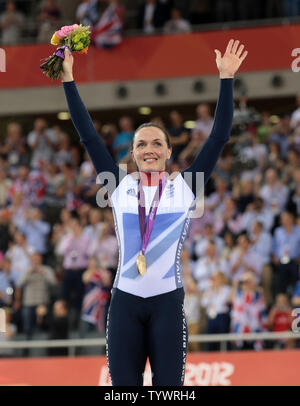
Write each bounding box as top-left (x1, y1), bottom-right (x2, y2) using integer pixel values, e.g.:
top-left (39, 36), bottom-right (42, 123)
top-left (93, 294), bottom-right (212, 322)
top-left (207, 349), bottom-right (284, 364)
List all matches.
top-left (0, 88), bottom-right (299, 356)
top-left (1, 0), bottom-right (300, 46)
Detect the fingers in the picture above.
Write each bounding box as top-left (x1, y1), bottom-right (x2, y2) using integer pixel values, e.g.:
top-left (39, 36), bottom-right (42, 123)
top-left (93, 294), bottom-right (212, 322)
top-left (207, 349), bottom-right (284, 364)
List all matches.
top-left (214, 49), bottom-right (222, 59)
top-left (231, 40), bottom-right (240, 54)
top-left (236, 44), bottom-right (244, 58)
top-left (226, 39), bottom-right (247, 60)
top-left (225, 39), bottom-right (234, 54)
top-left (240, 50), bottom-right (248, 62)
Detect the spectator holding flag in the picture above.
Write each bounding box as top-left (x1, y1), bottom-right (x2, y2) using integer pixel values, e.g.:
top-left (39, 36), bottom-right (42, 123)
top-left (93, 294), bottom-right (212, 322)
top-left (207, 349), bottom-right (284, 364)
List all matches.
top-left (91, 0), bottom-right (125, 49)
top-left (230, 272), bottom-right (268, 350)
top-left (80, 257), bottom-right (111, 337)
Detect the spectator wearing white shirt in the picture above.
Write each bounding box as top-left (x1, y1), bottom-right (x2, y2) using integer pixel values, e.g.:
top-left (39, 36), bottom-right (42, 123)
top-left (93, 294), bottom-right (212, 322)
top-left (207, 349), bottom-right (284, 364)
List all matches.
top-left (5, 231), bottom-right (32, 280)
top-left (230, 233), bottom-right (263, 284)
top-left (163, 7), bottom-right (191, 34)
top-left (80, 154), bottom-right (94, 179)
top-left (194, 223), bottom-right (224, 259)
top-left (192, 103), bottom-right (214, 142)
top-left (259, 168), bottom-right (289, 216)
top-left (201, 271), bottom-right (231, 351)
top-left (241, 197), bottom-right (275, 234)
top-left (138, 0), bottom-right (157, 33)
top-left (13, 208), bottom-right (51, 256)
top-left (27, 118), bottom-right (59, 169)
top-left (193, 241), bottom-right (230, 292)
top-left (250, 221), bottom-right (272, 266)
top-left (250, 221), bottom-right (273, 306)
top-left (83, 208), bottom-right (103, 241)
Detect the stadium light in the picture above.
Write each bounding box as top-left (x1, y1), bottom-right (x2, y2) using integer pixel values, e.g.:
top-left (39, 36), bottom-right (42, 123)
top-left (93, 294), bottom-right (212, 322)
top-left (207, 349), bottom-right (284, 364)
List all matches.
top-left (139, 107), bottom-right (152, 115)
top-left (270, 115), bottom-right (280, 124)
top-left (57, 112), bottom-right (70, 120)
top-left (184, 120), bottom-right (196, 129)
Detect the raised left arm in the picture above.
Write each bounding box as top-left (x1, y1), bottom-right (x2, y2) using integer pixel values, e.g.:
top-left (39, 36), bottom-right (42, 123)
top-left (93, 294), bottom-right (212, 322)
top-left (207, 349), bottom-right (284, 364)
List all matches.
top-left (182, 39), bottom-right (248, 197)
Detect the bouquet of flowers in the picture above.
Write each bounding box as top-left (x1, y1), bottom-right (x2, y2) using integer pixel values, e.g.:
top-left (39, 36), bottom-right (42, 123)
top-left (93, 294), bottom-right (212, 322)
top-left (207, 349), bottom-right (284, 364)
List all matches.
top-left (40, 24), bottom-right (91, 80)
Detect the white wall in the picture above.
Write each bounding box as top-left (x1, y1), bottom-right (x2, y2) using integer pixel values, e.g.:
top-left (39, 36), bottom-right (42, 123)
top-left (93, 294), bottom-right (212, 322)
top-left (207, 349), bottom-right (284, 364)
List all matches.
top-left (0, 69), bottom-right (298, 116)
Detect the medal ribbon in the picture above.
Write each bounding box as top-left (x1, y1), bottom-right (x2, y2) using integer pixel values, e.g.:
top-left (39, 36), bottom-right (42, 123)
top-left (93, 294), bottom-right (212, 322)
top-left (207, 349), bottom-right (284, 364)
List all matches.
top-left (137, 173), bottom-right (167, 256)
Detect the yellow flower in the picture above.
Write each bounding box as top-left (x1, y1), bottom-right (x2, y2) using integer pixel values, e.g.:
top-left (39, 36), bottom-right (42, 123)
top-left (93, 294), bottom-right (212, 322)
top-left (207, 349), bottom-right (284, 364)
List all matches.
top-left (50, 33), bottom-right (62, 46)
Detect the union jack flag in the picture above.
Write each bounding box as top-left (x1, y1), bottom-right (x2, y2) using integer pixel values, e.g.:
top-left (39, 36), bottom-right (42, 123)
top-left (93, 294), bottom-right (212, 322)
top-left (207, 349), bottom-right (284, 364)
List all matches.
top-left (81, 271), bottom-right (111, 332)
top-left (91, 3), bottom-right (124, 48)
top-left (231, 287), bottom-right (268, 350)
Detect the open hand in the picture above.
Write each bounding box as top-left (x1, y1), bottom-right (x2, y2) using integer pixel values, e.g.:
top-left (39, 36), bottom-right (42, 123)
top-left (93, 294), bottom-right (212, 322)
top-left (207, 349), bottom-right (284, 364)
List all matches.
top-left (215, 39), bottom-right (248, 79)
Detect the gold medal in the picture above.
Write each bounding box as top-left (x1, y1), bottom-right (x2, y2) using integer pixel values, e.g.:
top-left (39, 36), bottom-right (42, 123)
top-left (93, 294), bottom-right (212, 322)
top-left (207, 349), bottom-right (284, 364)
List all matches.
top-left (136, 251), bottom-right (147, 275)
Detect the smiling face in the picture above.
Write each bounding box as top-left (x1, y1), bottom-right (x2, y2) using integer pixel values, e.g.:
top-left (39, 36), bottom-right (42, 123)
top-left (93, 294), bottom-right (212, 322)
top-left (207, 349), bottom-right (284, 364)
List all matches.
top-left (130, 126), bottom-right (172, 173)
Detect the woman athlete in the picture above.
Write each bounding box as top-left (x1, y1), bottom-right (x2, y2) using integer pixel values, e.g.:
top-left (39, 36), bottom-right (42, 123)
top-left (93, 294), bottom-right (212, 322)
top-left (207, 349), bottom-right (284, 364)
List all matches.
top-left (61, 39), bottom-right (248, 386)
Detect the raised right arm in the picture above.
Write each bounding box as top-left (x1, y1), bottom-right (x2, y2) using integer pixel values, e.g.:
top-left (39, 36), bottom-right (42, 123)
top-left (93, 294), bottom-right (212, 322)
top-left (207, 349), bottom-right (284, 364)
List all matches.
top-left (63, 80), bottom-right (123, 183)
top-left (61, 49), bottom-right (125, 189)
